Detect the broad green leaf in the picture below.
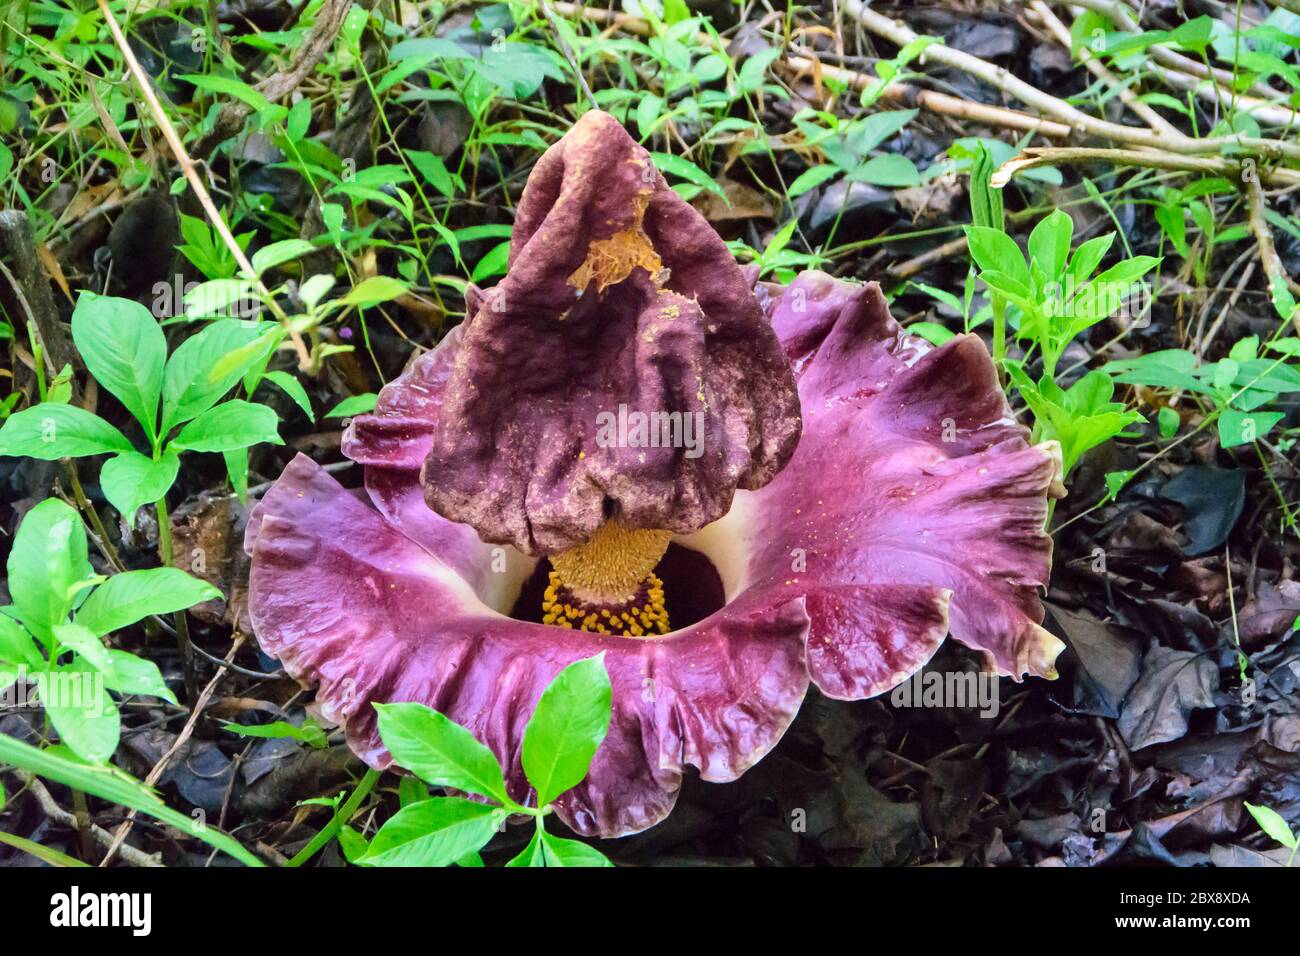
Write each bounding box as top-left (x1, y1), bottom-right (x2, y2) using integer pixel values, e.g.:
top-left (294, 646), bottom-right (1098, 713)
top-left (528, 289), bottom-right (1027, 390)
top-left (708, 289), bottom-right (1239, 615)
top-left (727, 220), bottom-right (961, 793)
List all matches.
top-left (650, 151), bottom-right (727, 201)
top-left (406, 149), bottom-right (456, 198)
top-left (0, 616), bottom-right (42, 668)
top-left (101, 650), bottom-right (176, 704)
top-left (965, 226), bottom-right (1029, 287)
top-left (161, 320), bottom-right (273, 431)
top-left (848, 154), bottom-right (921, 188)
top-left (1028, 209), bottom-right (1073, 281)
top-left (182, 279), bottom-right (260, 319)
top-left (262, 370), bottom-right (315, 421)
top-left (44, 657), bottom-right (120, 762)
top-left (1157, 406), bottom-right (1180, 439)
top-left (1068, 234), bottom-right (1115, 284)
top-left (787, 164), bottom-right (840, 198)
top-left (250, 239), bottom-right (316, 275)
top-left (540, 830), bottom-right (614, 867)
top-left (170, 400), bottom-right (282, 453)
top-left (0, 733), bottom-right (262, 865)
top-left (52, 622), bottom-right (114, 675)
top-left (521, 654), bottom-right (612, 806)
top-left (325, 393), bottom-right (378, 418)
top-left (340, 276), bottom-right (409, 308)
top-left (99, 450), bottom-right (179, 525)
top-left (373, 702), bottom-right (511, 804)
top-left (470, 241), bottom-right (510, 283)
top-left (337, 825), bottom-right (370, 863)
top-left (1244, 802), bottom-right (1297, 849)
top-left (70, 292), bottom-right (165, 438)
top-left (356, 797), bottom-right (504, 867)
top-left (505, 827), bottom-right (547, 867)
top-left (0, 403), bottom-right (133, 460)
top-left (76, 566), bottom-right (220, 636)
top-left (7, 498), bottom-right (92, 642)
top-left (1219, 409), bottom-right (1283, 448)
top-left (844, 109), bottom-right (917, 155)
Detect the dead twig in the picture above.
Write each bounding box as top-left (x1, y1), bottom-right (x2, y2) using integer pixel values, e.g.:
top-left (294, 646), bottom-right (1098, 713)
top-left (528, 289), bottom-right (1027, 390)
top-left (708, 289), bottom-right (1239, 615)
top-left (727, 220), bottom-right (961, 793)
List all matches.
top-left (99, 635), bottom-right (247, 867)
top-left (16, 773), bottom-right (163, 867)
top-left (95, 0), bottom-right (312, 369)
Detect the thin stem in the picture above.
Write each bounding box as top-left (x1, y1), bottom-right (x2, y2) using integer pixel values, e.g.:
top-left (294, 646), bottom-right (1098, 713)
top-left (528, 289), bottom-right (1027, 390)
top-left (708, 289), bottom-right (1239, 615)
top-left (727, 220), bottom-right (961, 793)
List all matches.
top-left (286, 768), bottom-right (382, 867)
top-left (154, 495), bottom-right (197, 704)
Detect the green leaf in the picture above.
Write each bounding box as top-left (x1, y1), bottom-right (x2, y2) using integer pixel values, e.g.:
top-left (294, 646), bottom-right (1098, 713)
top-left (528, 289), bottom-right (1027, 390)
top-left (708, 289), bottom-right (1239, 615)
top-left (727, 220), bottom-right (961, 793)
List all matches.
top-left (965, 226), bottom-right (1029, 287)
top-left (1243, 802), bottom-right (1297, 849)
top-left (968, 142), bottom-right (1004, 231)
top-left (848, 154), bottom-right (921, 188)
top-left (470, 241), bottom-right (510, 283)
top-left (787, 164), bottom-right (841, 198)
top-left (1103, 470), bottom-right (1135, 503)
top-left (505, 826), bottom-right (547, 867)
top-left (406, 149), bottom-right (456, 198)
top-left (1068, 234), bottom-right (1115, 284)
top-left (250, 239), bottom-right (316, 275)
top-left (1028, 209), bottom-right (1073, 281)
top-left (99, 450), bottom-right (179, 525)
top-left (324, 393), bottom-right (378, 418)
top-left (0, 733), bottom-right (262, 865)
top-left (1157, 405), bottom-right (1180, 439)
top-left (337, 825), bottom-right (370, 863)
top-left (7, 498), bottom-right (92, 642)
top-left (182, 279), bottom-right (259, 319)
top-left (221, 719), bottom-right (327, 748)
top-left (162, 320), bottom-right (273, 431)
top-left (540, 830), bottom-right (615, 867)
top-left (100, 650), bottom-right (177, 704)
top-left (224, 447), bottom-right (249, 504)
top-left (374, 702), bottom-right (512, 804)
top-left (52, 622), bottom-right (114, 675)
top-left (340, 276), bottom-right (409, 308)
top-left (521, 654), bottom-right (612, 806)
top-left (44, 657), bottom-right (120, 762)
top-left (356, 797), bottom-right (504, 867)
top-left (70, 292), bottom-right (165, 438)
top-left (261, 370), bottom-right (315, 421)
top-left (171, 400), bottom-right (282, 453)
top-left (1219, 409), bottom-right (1283, 448)
top-left (0, 829), bottom-right (89, 867)
top-left (0, 403), bottom-right (133, 460)
top-left (907, 321), bottom-right (956, 346)
top-left (76, 566), bottom-right (220, 636)
top-left (181, 73), bottom-right (270, 111)
top-left (0, 616), bottom-right (42, 668)
top-left (650, 151), bottom-right (727, 201)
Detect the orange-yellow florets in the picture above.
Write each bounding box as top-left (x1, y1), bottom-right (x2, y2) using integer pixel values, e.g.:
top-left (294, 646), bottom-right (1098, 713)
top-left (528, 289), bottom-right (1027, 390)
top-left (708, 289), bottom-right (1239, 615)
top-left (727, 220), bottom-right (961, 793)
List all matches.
top-left (543, 521), bottom-right (671, 637)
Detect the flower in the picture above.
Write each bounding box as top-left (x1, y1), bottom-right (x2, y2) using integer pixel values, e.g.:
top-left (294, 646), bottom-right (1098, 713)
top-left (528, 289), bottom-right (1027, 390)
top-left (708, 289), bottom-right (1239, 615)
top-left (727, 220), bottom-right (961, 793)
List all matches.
top-left (246, 111), bottom-right (1064, 838)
